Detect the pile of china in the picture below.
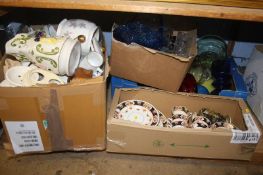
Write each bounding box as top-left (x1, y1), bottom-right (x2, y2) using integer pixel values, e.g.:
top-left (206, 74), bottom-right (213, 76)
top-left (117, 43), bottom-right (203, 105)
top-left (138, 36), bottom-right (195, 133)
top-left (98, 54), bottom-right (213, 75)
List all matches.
top-left (1, 19), bottom-right (104, 87)
top-left (114, 100), bottom-right (236, 129)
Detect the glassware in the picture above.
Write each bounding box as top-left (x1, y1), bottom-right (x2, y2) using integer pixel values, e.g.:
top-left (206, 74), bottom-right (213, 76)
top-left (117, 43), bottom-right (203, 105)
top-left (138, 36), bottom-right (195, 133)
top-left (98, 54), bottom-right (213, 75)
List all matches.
top-left (197, 35), bottom-right (227, 60)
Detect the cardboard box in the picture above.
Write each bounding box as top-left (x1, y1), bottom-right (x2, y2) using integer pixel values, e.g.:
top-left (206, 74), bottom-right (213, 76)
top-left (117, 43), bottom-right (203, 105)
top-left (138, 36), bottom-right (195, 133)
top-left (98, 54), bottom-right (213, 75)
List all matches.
top-left (0, 55), bottom-right (108, 155)
top-left (107, 88), bottom-right (262, 160)
top-left (110, 30), bottom-right (197, 93)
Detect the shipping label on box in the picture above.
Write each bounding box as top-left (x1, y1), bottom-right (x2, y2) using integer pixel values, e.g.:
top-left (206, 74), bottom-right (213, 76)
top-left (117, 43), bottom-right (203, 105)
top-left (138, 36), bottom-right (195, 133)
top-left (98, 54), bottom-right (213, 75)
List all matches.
top-left (5, 121), bottom-right (44, 154)
top-left (231, 113), bottom-right (261, 144)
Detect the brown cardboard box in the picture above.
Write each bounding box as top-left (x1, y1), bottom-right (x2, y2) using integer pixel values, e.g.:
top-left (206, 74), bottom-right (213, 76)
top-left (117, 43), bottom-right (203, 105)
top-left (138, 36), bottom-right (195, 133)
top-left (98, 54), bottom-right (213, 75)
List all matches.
top-left (107, 88), bottom-right (262, 161)
top-left (110, 30), bottom-right (197, 93)
top-left (0, 55), bottom-right (108, 155)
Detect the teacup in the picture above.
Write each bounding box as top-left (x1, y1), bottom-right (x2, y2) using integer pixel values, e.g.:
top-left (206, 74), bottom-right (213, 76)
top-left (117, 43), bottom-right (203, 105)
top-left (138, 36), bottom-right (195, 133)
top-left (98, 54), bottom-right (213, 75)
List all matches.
top-left (79, 51), bottom-right (103, 72)
top-left (79, 37), bottom-right (104, 77)
top-left (191, 113), bottom-right (211, 128)
top-left (5, 33), bottom-right (81, 76)
top-left (57, 19), bottom-right (101, 56)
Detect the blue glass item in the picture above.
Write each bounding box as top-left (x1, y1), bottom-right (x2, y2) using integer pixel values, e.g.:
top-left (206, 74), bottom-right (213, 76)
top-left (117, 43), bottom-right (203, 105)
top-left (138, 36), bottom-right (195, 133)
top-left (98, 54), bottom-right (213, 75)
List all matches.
top-left (210, 59), bottom-right (232, 95)
top-left (197, 85), bottom-right (209, 94)
top-left (113, 22), bottom-right (165, 50)
top-left (211, 59), bottom-right (230, 79)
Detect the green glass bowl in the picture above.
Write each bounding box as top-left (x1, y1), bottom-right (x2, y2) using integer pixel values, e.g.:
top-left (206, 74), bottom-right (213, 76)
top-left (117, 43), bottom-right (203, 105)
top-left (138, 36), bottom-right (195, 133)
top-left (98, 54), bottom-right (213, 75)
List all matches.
top-left (197, 35), bottom-right (227, 60)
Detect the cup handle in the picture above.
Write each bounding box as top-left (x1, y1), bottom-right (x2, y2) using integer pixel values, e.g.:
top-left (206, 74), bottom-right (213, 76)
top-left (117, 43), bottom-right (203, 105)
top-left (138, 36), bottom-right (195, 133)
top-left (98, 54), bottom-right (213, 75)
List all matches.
top-left (91, 38), bottom-right (102, 55)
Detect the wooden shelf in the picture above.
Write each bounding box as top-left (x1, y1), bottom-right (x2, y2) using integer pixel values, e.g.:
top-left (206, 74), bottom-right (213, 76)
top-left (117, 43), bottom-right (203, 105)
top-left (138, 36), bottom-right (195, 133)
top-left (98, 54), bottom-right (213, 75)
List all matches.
top-left (0, 0), bottom-right (263, 22)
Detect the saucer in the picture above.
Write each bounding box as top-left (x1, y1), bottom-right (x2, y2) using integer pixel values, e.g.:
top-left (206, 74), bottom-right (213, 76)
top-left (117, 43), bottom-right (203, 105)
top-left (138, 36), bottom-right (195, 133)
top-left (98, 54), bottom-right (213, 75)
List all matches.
top-left (114, 100), bottom-right (159, 126)
top-left (5, 66), bottom-right (34, 86)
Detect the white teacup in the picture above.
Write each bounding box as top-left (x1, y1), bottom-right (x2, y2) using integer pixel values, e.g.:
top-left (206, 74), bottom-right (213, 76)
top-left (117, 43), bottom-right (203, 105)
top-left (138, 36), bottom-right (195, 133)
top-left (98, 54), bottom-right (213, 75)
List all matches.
top-left (79, 51), bottom-right (103, 72)
top-left (57, 19), bottom-right (101, 56)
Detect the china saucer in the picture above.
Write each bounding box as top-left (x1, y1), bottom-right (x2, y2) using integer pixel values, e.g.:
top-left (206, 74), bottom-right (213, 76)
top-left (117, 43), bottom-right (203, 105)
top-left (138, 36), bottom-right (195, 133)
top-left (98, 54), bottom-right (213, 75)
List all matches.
top-left (114, 100), bottom-right (159, 126)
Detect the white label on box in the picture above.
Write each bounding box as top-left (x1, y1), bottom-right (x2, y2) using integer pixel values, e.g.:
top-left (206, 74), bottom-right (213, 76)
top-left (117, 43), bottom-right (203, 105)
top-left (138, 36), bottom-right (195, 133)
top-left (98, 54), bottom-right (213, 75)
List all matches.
top-left (5, 121), bottom-right (44, 154)
top-left (231, 113), bottom-right (261, 144)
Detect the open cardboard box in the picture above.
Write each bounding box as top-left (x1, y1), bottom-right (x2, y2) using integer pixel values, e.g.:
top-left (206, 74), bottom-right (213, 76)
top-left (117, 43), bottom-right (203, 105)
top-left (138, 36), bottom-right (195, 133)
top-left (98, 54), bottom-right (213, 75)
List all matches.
top-left (107, 88), bottom-right (262, 161)
top-left (0, 54), bottom-right (109, 155)
top-left (110, 28), bottom-right (197, 93)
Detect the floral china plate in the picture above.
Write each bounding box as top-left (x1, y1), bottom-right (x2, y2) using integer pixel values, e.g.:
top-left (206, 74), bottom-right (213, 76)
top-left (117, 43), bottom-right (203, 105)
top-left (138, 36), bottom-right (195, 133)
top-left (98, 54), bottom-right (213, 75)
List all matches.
top-left (114, 100), bottom-right (159, 126)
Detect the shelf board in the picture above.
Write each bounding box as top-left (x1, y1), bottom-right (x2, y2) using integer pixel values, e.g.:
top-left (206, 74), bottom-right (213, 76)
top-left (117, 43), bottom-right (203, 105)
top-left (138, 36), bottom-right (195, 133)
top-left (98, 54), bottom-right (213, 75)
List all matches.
top-left (131, 0), bottom-right (263, 10)
top-left (0, 0), bottom-right (263, 22)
